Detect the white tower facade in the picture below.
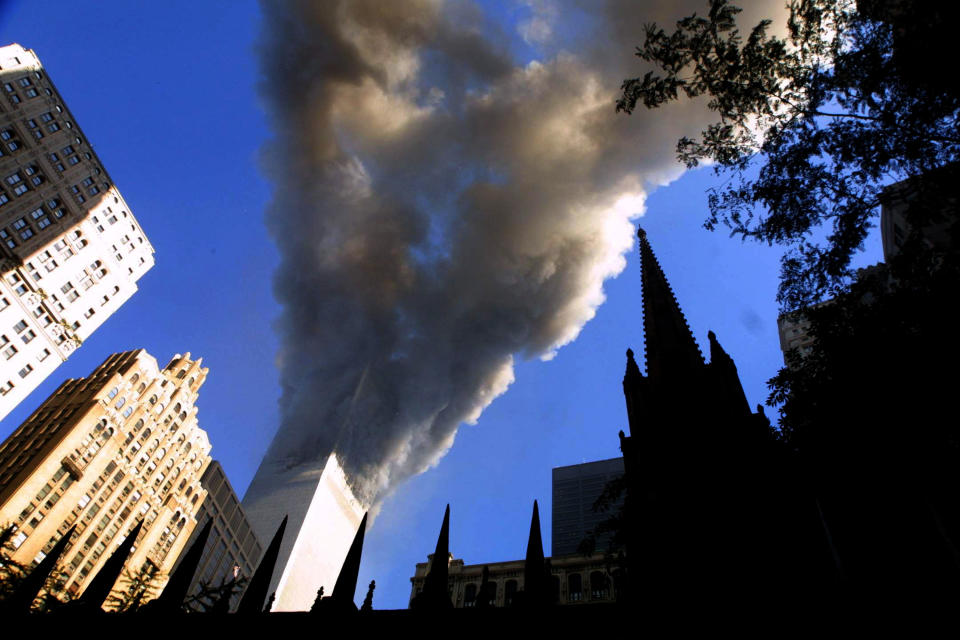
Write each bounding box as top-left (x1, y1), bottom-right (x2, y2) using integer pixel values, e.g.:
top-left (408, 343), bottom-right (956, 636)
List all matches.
top-left (242, 452), bottom-right (367, 611)
top-left (0, 44), bottom-right (155, 421)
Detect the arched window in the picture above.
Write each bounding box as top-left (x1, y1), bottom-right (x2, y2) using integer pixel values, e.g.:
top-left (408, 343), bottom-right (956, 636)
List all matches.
top-left (155, 447), bottom-right (166, 460)
top-left (482, 581), bottom-right (497, 607)
top-left (148, 394), bottom-right (157, 405)
top-left (568, 574), bottom-right (582, 602)
top-left (122, 406), bottom-right (134, 418)
top-left (464, 583), bottom-right (477, 607)
top-left (188, 377), bottom-right (195, 387)
top-left (137, 383), bottom-right (146, 394)
top-left (107, 387), bottom-right (119, 399)
top-left (191, 494), bottom-right (198, 505)
top-left (173, 403), bottom-right (181, 413)
top-left (185, 486), bottom-right (193, 497)
top-left (176, 370), bottom-right (186, 379)
top-left (114, 397), bottom-right (126, 409)
top-left (505, 580), bottom-right (518, 607)
top-left (130, 373), bottom-right (139, 385)
top-left (590, 572), bottom-right (609, 600)
top-left (133, 419), bottom-right (144, 433)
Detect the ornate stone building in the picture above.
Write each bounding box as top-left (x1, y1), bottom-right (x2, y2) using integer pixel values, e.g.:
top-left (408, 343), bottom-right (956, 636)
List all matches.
top-left (0, 350), bottom-right (211, 604)
top-left (0, 44), bottom-right (155, 421)
top-left (409, 551), bottom-right (620, 608)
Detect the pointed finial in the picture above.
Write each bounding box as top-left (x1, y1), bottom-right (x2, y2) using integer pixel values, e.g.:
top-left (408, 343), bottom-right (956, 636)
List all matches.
top-left (637, 226), bottom-right (647, 239)
top-left (237, 515), bottom-right (288, 614)
top-left (624, 348), bottom-right (642, 381)
top-left (150, 517), bottom-right (214, 613)
top-left (361, 580), bottom-right (376, 611)
top-left (330, 512), bottom-right (368, 610)
top-left (76, 519), bottom-right (144, 610)
top-left (310, 586), bottom-right (325, 613)
top-left (522, 500), bottom-right (548, 608)
top-left (411, 504), bottom-right (452, 609)
top-left (3, 525), bottom-right (76, 613)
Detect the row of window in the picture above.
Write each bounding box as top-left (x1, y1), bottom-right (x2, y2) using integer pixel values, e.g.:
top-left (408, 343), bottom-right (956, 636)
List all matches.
top-left (457, 571), bottom-right (614, 606)
top-left (3, 72), bottom-right (48, 106)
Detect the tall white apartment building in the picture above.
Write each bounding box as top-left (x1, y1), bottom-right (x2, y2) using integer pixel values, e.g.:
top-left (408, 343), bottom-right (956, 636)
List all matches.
top-left (0, 43), bottom-right (155, 421)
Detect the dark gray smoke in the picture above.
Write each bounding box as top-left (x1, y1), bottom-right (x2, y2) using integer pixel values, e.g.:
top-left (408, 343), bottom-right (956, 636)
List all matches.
top-left (258, 0), bottom-right (785, 505)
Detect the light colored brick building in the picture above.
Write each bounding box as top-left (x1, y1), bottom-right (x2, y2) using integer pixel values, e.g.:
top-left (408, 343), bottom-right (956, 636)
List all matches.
top-left (0, 43), bottom-right (155, 421)
top-left (0, 350), bottom-right (211, 606)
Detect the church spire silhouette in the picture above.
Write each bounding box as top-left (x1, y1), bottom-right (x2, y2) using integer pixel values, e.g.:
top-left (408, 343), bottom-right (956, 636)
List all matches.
top-left (636, 227), bottom-right (704, 380)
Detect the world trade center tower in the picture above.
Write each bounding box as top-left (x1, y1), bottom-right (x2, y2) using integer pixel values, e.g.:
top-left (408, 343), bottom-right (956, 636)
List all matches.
top-left (242, 448), bottom-right (367, 611)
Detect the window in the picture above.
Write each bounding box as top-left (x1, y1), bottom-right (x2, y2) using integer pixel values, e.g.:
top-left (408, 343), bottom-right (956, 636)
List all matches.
top-left (3, 344), bottom-right (16, 360)
top-left (37, 218), bottom-right (50, 230)
top-left (83, 308), bottom-right (95, 319)
top-left (25, 88), bottom-right (38, 98)
top-left (12, 532), bottom-right (26, 549)
top-left (38, 348), bottom-right (50, 362)
top-left (18, 77), bottom-right (32, 88)
top-left (0, 298), bottom-right (8, 311)
top-left (13, 320), bottom-right (28, 333)
top-left (19, 228), bottom-right (34, 241)
top-left (21, 329), bottom-right (36, 344)
top-left (0, 130), bottom-right (11, 140)
top-left (41, 112), bottom-right (53, 123)
top-left (114, 396), bottom-right (125, 409)
top-left (567, 574), bottom-right (582, 602)
top-left (122, 406), bottom-right (134, 418)
top-left (18, 364), bottom-right (33, 378)
top-left (6, 172), bottom-right (22, 185)
top-left (0, 194), bottom-right (8, 207)
top-left (0, 380), bottom-right (13, 395)
top-left (107, 387), bottom-right (119, 399)
top-left (13, 184), bottom-right (27, 196)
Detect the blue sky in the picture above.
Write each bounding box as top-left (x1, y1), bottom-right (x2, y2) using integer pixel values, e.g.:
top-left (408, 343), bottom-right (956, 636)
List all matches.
top-left (0, 0), bottom-right (883, 609)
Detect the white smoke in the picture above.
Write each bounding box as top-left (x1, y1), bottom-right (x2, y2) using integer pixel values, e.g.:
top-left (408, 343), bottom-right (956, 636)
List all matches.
top-left (258, 0), bottom-right (785, 505)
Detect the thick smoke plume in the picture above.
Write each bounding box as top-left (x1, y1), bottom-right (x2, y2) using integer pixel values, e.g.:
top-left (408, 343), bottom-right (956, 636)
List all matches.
top-left (258, 0), bottom-right (784, 505)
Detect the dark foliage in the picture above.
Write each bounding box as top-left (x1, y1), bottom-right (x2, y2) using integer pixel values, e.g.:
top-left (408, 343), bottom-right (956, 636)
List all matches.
top-left (575, 474), bottom-right (626, 557)
top-left (618, 0), bottom-right (960, 309)
top-left (182, 574), bottom-right (248, 613)
top-left (105, 563), bottom-right (162, 612)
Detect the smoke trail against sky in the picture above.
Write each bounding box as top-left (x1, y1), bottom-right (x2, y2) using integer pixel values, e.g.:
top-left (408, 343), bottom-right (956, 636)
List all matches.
top-left (257, 0), bottom-right (784, 505)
